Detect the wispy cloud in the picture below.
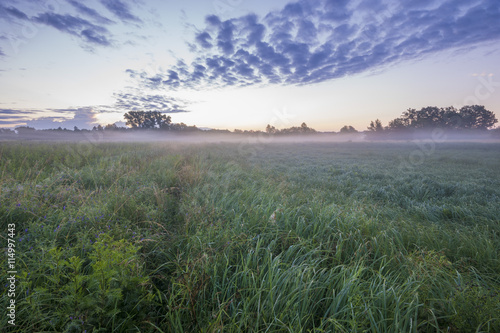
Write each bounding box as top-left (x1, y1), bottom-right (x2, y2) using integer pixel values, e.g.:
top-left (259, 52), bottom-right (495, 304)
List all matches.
top-left (99, 0), bottom-right (142, 23)
top-left (128, 0), bottom-right (500, 90)
top-left (0, 108), bottom-right (42, 126)
top-left (0, 108), bottom-right (37, 115)
top-left (34, 12), bottom-right (112, 46)
top-left (0, 0), bottom-right (127, 50)
top-left (0, 5), bottom-right (29, 20)
top-left (67, 0), bottom-right (115, 25)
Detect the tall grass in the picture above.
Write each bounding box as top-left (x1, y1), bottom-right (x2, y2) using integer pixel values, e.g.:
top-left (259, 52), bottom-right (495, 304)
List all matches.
top-left (1, 141), bottom-right (499, 332)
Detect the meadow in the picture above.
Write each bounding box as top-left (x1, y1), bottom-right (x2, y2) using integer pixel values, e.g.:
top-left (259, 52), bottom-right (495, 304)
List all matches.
top-left (1, 140), bottom-right (499, 332)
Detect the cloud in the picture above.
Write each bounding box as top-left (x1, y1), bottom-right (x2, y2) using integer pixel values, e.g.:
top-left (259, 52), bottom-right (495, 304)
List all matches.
top-left (34, 12), bottom-right (112, 46)
top-left (195, 32), bottom-right (212, 49)
top-left (0, 108), bottom-right (45, 127)
top-left (0, 5), bottom-right (29, 20)
top-left (0, 92), bottom-right (189, 129)
top-left (0, 108), bottom-right (101, 129)
top-left (0, 109), bottom-right (40, 126)
top-left (0, 120), bottom-right (23, 125)
top-left (0, 3), bottom-right (118, 50)
top-left (128, 0), bottom-right (500, 90)
top-left (99, 0), bottom-right (142, 23)
top-left (67, 0), bottom-right (114, 25)
top-left (26, 108), bottom-right (99, 129)
top-left (0, 108), bottom-right (37, 115)
top-left (112, 92), bottom-right (189, 113)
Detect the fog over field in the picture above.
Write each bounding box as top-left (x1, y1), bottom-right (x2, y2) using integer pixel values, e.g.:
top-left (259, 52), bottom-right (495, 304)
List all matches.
top-left (1, 140), bottom-right (500, 331)
top-left (1, 0), bottom-right (500, 331)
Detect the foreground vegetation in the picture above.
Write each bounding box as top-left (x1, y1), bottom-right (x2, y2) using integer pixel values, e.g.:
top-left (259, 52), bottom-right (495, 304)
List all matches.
top-left (1, 141), bottom-right (499, 332)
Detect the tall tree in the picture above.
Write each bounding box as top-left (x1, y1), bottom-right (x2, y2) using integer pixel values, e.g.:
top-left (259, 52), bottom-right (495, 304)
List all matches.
top-left (124, 111), bottom-right (172, 129)
top-left (367, 119), bottom-right (384, 132)
top-left (300, 122), bottom-right (315, 133)
top-left (265, 124), bottom-right (277, 134)
top-left (387, 105), bottom-right (497, 131)
top-left (459, 105), bottom-right (498, 130)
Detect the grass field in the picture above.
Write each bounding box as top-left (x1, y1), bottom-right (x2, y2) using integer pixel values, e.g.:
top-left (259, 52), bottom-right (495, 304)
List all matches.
top-left (1, 140), bottom-right (499, 332)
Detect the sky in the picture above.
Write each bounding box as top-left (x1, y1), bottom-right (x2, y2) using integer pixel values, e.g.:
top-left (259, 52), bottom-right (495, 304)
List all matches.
top-left (0, 0), bottom-right (499, 131)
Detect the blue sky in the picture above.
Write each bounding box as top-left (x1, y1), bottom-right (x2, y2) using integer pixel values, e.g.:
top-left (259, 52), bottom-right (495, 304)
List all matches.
top-left (1, 0), bottom-right (499, 131)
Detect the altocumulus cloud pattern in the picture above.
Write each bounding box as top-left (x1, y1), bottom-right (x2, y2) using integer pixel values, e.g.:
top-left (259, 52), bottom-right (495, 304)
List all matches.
top-left (0, 0), bottom-right (140, 48)
top-left (127, 0), bottom-right (500, 90)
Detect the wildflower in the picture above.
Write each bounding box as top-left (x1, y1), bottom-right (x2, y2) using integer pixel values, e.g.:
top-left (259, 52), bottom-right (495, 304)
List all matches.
top-left (25, 228), bottom-right (28, 233)
top-left (16, 203), bottom-right (21, 207)
top-left (63, 206), bottom-right (66, 211)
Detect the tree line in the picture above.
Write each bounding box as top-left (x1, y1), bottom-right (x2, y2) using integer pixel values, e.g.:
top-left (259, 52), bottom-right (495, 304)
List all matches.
top-left (367, 105), bottom-right (497, 134)
top-left (1, 105), bottom-right (498, 139)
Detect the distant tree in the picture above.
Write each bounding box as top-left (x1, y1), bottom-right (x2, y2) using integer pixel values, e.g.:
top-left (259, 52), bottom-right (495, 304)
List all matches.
top-left (413, 106), bottom-right (445, 128)
top-left (265, 124), bottom-right (277, 134)
top-left (340, 125), bottom-right (357, 134)
top-left (15, 126), bottom-right (36, 134)
top-left (386, 105), bottom-right (497, 132)
top-left (300, 122), bottom-right (315, 133)
top-left (387, 117), bottom-right (408, 131)
top-left (367, 119), bottom-right (384, 132)
top-left (0, 128), bottom-right (15, 136)
top-left (458, 105), bottom-right (498, 130)
top-left (170, 122), bottom-right (198, 132)
top-left (73, 126), bottom-right (80, 132)
top-left (233, 129), bottom-right (243, 134)
top-left (278, 123), bottom-right (316, 135)
top-left (124, 111), bottom-right (172, 129)
top-left (441, 106), bottom-right (461, 129)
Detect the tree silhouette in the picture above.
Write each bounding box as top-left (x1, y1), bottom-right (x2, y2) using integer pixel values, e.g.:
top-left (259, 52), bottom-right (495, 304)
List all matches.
top-left (340, 125), bottom-right (357, 134)
top-left (124, 111), bottom-right (172, 129)
top-left (384, 105), bottom-right (497, 131)
top-left (459, 105), bottom-right (498, 130)
top-left (265, 124), bottom-right (277, 134)
top-left (367, 119), bottom-right (384, 132)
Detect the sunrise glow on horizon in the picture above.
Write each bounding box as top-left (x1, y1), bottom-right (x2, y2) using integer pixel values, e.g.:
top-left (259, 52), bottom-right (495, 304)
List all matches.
top-left (1, 0), bottom-right (499, 132)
